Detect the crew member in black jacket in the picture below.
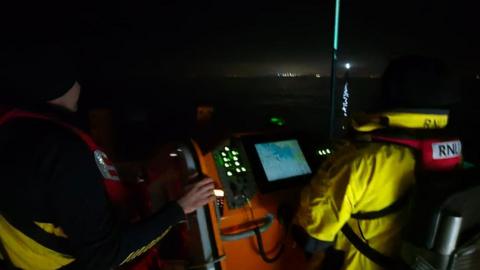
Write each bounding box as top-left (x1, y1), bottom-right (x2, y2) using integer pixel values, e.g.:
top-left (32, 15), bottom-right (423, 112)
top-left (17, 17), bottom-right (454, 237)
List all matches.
top-left (0, 46), bottom-right (214, 269)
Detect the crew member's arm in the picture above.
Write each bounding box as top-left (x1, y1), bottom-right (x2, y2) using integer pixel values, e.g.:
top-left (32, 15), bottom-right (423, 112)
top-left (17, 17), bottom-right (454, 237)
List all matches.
top-left (49, 135), bottom-right (213, 269)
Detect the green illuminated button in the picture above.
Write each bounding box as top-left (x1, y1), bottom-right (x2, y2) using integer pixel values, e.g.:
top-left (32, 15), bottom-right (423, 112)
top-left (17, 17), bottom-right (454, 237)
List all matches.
top-left (233, 156), bottom-right (239, 161)
top-left (318, 148), bottom-right (333, 156)
top-left (234, 161), bottom-right (240, 166)
top-left (241, 167), bottom-right (246, 172)
top-left (227, 171), bottom-right (233, 176)
top-left (225, 163), bottom-right (230, 168)
top-left (223, 158), bottom-right (229, 162)
top-left (232, 151), bottom-right (238, 155)
top-left (221, 152), bottom-right (227, 157)
top-left (236, 168), bottom-right (241, 173)
top-left (270, 117), bottom-right (286, 126)
top-left (224, 146), bottom-right (230, 151)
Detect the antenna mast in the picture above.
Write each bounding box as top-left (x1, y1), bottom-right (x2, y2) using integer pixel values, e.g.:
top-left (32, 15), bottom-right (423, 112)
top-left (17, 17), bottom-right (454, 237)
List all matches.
top-left (329, 0), bottom-right (341, 139)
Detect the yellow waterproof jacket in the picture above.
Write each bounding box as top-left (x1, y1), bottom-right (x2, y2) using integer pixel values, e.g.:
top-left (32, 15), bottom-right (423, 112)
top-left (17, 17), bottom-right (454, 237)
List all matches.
top-left (297, 142), bottom-right (415, 270)
top-left (296, 111), bottom-right (449, 270)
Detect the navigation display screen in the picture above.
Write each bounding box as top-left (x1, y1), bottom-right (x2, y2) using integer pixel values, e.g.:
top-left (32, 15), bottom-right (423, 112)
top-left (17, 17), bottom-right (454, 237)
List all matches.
top-left (254, 139), bottom-right (312, 182)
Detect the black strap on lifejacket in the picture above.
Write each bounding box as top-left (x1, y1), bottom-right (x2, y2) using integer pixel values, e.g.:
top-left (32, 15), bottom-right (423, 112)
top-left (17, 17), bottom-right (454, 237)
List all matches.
top-left (351, 189), bottom-right (412, 220)
top-left (340, 190), bottom-right (412, 269)
top-left (341, 224), bottom-right (402, 269)
top-left (0, 212), bottom-right (72, 256)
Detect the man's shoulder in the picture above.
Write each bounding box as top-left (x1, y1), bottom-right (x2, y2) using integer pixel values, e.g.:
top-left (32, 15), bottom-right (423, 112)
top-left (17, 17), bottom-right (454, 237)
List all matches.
top-left (353, 142), bottom-right (414, 161)
top-left (1, 116), bottom-right (90, 152)
top-left (326, 141), bottom-right (414, 174)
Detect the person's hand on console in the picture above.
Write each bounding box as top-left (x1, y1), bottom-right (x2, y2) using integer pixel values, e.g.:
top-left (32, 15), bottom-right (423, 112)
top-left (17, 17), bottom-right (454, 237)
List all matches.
top-left (177, 177), bottom-right (215, 214)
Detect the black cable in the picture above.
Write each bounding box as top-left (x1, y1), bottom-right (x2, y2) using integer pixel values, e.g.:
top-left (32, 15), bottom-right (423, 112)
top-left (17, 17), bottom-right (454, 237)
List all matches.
top-left (245, 197), bottom-right (286, 264)
top-left (253, 227), bottom-right (285, 264)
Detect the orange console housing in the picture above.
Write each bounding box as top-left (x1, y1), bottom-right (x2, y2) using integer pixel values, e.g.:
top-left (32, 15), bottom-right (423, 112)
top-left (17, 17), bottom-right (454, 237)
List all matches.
top-left (192, 140), bottom-right (308, 270)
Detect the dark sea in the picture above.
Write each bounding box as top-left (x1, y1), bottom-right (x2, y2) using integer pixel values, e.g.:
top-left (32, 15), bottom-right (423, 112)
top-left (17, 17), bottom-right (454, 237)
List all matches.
top-left (82, 76), bottom-right (479, 162)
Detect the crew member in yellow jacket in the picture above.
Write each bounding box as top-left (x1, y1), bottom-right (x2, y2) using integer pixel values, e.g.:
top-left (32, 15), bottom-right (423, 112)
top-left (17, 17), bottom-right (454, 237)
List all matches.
top-left (294, 56), bottom-right (461, 270)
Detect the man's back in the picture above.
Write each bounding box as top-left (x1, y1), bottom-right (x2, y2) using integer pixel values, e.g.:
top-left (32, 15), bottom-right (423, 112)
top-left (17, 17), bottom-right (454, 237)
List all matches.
top-left (296, 141), bottom-right (416, 269)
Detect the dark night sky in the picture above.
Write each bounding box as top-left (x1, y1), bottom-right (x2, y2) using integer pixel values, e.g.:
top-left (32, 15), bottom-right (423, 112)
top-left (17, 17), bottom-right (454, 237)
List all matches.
top-left (2, 1), bottom-right (479, 78)
top-left (2, 1), bottom-right (479, 159)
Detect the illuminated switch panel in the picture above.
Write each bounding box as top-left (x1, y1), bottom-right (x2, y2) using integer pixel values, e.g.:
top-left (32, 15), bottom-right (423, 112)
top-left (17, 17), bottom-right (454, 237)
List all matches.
top-left (218, 146), bottom-right (248, 177)
top-left (317, 148), bottom-right (332, 157)
top-left (213, 141), bottom-right (257, 209)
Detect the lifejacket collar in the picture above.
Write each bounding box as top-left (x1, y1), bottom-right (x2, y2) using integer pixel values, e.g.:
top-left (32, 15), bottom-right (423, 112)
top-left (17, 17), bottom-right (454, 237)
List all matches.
top-left (352, 109), bottom-right (449, 132)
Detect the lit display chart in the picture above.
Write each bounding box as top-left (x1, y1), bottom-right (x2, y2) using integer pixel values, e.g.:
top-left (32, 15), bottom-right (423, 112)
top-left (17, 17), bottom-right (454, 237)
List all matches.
top-left (254, 140), bottom-right (312, 182)
top-left (213, 144), bottom-right (257, 209)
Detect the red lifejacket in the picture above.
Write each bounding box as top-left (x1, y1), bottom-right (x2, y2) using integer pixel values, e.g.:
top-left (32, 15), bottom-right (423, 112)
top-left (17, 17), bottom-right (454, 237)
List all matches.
top-left (0, 108), bottom-right (131, 205)
top-left (0, 108), bottom-right (165, 270)
top-left (372, 135), bottom-right (462, 171)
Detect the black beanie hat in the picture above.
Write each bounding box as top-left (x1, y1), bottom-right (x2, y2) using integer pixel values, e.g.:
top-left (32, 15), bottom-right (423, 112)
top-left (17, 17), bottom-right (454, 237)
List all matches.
top-left (382, 56), bottom-right (461, 109)
top-left (1, 44), bottom-right (76, 105)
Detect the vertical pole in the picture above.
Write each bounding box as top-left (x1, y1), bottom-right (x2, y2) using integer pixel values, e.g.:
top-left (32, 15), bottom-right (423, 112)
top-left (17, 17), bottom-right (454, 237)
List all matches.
top-left (329, 0), bottom-right (341, 139)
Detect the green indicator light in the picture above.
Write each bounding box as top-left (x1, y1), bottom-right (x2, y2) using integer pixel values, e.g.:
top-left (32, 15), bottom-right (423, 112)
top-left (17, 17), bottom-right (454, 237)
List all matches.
top-left (270, 117), bottom-right (286, 126)
top-left (235, 161), bottom-right (240, 166)
top-left (225, 163), bottom-right (230, 168)
top-left (241, 167), bottom-right (246, 172)
top-left (233, 156), bottom-right (238, 161)
top-left (216, 155), bottom-right (224, 165)
top-left (232, 151), bottom-right (238, 155)
top-left (318, 148), bottom-right (333, 156)
top-left (227, 171), bottom-right (233, 176)
top-left (224, 146), bottom-right (230, 151)
top-left (236, 168), bottom-right (241, 173)
top-left (221, 152), bottom-right (227, 157)
top-left (223, 158), bottom-right (229, 162)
